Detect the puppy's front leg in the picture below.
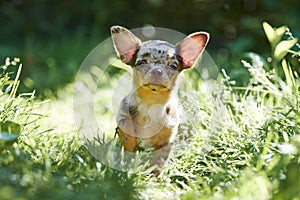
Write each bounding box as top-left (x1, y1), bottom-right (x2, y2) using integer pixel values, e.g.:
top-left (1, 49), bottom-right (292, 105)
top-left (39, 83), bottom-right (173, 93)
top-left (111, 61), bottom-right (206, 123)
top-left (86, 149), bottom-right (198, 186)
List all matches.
top-left (117, 97), bottom-right (137, 151)
top-left (151, 143), bottom-right (171, 175)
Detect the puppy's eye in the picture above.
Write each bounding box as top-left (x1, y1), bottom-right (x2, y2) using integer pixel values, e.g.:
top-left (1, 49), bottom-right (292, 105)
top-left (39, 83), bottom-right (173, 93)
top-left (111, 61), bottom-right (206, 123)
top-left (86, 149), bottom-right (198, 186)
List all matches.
top-left (169, 61), bottom-right (178, 70)
top-left (136, 59), bottom-right (147, 66)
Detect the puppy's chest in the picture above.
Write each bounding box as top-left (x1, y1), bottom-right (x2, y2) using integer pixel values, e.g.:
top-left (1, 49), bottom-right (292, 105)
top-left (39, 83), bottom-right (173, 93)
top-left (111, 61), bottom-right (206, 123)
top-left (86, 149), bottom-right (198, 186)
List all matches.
top-left (129, 98), bottom-right (180, 138)
top-left (131, 103), bottom-right (166, 132)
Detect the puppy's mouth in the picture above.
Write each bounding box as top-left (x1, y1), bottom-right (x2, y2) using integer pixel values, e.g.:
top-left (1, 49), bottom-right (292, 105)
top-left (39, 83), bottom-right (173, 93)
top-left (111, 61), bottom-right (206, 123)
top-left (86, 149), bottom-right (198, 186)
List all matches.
top-left (143, 83), bottom-right (168, 92)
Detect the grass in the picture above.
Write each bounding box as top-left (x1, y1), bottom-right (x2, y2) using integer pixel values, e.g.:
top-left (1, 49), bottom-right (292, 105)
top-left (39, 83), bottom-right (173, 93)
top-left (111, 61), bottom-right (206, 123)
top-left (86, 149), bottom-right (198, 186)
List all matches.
top-left (0, 23), bottom-right (300, 200)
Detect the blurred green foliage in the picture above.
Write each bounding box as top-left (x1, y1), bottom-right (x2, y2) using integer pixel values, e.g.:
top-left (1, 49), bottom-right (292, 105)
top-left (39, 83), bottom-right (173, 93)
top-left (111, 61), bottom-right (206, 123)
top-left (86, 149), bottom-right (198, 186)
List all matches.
top-left (0, 0), bottom-right (299, 96)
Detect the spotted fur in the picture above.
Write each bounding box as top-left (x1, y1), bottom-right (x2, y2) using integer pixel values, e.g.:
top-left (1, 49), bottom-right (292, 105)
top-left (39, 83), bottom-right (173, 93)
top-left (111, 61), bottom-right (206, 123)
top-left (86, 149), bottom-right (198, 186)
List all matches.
top-left (111, 25), bottom-right (209, 172)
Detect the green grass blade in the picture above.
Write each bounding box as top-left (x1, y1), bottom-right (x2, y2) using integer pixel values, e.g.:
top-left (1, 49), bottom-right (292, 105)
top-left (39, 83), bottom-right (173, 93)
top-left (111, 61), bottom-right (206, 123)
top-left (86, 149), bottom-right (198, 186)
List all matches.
top-left (282, 59), bottom-right (295, 89)
top-left (9, 63), bottom-right (22, 98)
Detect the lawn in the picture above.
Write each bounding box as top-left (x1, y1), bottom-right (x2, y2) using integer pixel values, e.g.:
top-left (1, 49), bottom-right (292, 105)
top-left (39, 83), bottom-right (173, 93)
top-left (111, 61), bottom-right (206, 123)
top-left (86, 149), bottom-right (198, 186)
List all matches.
top-left (0, 22), bottom-right (299, 200)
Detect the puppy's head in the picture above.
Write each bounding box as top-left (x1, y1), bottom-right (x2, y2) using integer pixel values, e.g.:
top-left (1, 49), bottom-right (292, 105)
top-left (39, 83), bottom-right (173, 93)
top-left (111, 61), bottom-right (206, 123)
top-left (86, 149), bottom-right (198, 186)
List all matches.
top-left (111, 26), bottom-right (209, 92)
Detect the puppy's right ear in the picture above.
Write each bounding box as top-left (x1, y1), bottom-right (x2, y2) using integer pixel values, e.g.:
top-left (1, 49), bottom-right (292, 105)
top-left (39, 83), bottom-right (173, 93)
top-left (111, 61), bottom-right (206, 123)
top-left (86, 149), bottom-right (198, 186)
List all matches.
top-left (111, 26), bottom-right (142, 64)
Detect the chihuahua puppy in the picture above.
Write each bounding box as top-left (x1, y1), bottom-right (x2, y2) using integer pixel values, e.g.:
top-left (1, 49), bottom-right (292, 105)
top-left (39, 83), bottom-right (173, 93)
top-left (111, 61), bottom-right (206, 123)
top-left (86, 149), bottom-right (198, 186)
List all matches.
top-left (111, 25), bottom-right (209, 170)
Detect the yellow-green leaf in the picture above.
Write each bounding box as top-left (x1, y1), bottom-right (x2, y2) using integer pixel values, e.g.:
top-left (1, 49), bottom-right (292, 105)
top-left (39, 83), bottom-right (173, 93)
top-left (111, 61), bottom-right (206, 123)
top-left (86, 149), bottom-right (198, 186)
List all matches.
top-left (274, 38), bottom-right (298, 61)
top-left (275, 26), bottom-right (287, 39)
top-left (109, 57), bottom-right (132, 72)
top-left (274, 26), bottom-right (287, 44)
top-left (263, 22), bottom-right (275, 43)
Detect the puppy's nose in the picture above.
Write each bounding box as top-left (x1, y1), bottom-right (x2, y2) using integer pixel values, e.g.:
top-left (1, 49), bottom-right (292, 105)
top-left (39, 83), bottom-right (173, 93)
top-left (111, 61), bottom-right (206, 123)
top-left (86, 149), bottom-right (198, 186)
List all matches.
top-left (151, 68), bottom-right (163, 77)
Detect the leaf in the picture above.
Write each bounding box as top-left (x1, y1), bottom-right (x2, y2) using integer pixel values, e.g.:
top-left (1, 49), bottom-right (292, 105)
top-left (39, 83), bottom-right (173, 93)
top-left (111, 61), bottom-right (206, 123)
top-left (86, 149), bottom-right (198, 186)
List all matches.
top-left (0, 121), bottom-right (21, 134)
top-left (263, 22), bottom-right (288, 48)
top-left (0, 121), bottom-right (21, 146)
top-left (263, 22), bottom-right (275, 44)
top-left (275, 26), bottom-right (287, 39)
top-left (274, 38), bottom-right (298, 61)
top-left (274, 25), bottom-right (287, 45)
top-left (109, 57), bottom-right (132, 72)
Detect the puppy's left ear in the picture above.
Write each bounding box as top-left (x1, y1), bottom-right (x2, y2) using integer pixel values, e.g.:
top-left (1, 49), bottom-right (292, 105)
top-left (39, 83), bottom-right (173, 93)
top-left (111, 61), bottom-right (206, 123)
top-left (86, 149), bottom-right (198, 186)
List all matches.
top-left (175, 32), bottom-right (209, 69)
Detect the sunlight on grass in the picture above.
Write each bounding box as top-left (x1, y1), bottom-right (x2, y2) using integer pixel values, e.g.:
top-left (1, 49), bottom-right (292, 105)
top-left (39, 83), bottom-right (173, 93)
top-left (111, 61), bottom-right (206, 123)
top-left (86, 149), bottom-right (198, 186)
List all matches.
top-left (1, 22), bottom-right (300, 200)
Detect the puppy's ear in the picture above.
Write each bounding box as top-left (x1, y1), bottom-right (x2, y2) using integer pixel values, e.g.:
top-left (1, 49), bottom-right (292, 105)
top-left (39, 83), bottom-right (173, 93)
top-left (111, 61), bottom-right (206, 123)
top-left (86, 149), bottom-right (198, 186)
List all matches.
top-left (175, 32), bottom-right (209, 69)
top-left (111, 26), bottom-right (142, 64)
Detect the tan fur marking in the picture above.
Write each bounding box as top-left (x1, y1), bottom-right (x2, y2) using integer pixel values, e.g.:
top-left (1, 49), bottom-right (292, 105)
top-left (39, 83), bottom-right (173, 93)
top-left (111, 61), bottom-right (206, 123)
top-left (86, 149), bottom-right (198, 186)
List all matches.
top-left (136, 86), bottom-right (171, 107)
top-left (145, 126), bottom-right (173, 149)
top-left (118, 128), bottom-right (137, 151)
